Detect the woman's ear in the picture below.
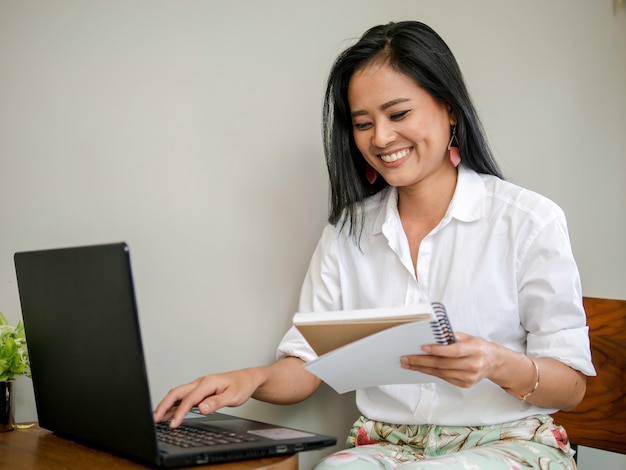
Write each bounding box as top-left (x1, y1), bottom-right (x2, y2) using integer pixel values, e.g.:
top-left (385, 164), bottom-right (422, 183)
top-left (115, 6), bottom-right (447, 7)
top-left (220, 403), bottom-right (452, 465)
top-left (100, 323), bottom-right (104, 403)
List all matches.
top-left (447, 105), bottom-right (457, 126)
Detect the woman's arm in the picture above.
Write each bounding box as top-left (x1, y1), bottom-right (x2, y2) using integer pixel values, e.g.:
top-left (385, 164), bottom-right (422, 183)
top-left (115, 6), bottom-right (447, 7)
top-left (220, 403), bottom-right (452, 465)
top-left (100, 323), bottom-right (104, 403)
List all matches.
top-left (154, 356), bottom-right (321, 428)
top-left (488, 343), bottom-right (586, 411)
top-left (401, 332), bottom-right (587, 411)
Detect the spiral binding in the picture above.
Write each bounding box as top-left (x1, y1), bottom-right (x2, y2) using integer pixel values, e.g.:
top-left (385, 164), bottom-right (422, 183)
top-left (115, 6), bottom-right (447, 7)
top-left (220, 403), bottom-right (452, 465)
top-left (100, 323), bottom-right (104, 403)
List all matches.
top-left (430, 302), bottom-right (457, 344)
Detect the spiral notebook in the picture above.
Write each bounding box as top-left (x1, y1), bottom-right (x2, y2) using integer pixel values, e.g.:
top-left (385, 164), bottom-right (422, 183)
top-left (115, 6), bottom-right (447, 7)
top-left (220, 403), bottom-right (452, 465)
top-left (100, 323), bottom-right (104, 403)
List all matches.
top-left (294, 303), bottom-right (456, 393)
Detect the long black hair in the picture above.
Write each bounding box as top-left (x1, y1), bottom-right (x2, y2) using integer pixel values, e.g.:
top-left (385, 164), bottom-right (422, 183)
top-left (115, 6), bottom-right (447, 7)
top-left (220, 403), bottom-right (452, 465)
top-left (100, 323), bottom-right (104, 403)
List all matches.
top-left (323, 21), bottom-right (502, 239)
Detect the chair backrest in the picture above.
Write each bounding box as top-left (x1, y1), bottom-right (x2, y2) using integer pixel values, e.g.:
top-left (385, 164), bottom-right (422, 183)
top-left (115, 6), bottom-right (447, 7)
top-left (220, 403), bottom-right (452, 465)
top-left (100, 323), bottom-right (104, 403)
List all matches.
top-left (552, 296), bottom-right (626, 455)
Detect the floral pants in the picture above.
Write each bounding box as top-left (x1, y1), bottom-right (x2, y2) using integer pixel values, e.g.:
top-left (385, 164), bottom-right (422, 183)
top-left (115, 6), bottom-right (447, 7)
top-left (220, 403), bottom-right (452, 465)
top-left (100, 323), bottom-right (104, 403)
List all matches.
top-left (312, 415), bottom-right (576, 469)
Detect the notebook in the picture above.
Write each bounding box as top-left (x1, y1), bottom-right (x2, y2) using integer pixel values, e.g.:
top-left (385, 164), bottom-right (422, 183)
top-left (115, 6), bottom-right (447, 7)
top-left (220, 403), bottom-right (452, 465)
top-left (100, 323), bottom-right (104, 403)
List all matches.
top-left (14, 242), bottom-right (336, 468)
top-left (294, 302), bottom-right (456, 356)
top-left (294, 303), bottom-right (457, 394)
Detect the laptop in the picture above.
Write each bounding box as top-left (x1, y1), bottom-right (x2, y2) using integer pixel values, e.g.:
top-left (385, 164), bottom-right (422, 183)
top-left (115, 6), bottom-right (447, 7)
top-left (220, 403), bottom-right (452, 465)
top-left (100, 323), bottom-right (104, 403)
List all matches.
top-left (14, 242), bottom-right (336, 467)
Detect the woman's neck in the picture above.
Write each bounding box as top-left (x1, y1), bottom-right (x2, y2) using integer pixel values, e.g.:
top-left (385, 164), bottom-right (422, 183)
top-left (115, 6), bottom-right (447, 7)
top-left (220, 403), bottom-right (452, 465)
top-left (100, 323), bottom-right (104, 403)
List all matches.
top-left (396, 166), bottom-right (458, 225)
top-left (397, 166), bottom-right (458, 274)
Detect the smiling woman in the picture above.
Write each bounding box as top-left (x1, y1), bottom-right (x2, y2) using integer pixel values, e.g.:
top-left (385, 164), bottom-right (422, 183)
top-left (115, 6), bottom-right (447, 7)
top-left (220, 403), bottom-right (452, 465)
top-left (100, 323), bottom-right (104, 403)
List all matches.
top-left (322, 22), bottom-right (502, 242)
top-left (347, 64), bottom-right (458, 255)
top-left (348, 66), bottom-right (455, 188)
top-left (154, 20), bottom-right (595, 470)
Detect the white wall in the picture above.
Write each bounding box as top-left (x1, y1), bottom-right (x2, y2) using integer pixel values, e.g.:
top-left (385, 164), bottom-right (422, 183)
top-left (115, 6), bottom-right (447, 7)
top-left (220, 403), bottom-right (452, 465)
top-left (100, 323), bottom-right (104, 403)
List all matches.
top-left (1, 1), bottom-right (624, 469)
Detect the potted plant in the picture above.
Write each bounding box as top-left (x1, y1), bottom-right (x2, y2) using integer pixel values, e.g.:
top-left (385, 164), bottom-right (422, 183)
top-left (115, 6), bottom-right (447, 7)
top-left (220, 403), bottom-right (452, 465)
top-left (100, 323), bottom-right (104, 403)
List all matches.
top-left (0, 312), bottom-right (30, 432)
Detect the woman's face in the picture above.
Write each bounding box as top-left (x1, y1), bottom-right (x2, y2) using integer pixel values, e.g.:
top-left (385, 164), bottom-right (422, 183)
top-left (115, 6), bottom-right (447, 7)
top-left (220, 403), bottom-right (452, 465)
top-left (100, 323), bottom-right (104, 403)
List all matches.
top-left (348, 63), bottom-right (456, 189)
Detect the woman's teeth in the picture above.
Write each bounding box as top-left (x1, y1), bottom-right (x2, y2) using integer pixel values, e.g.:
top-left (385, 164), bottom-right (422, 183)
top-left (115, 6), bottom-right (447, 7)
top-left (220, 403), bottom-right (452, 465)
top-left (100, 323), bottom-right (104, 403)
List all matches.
top-left (380, 148), bottom-right (411, 163)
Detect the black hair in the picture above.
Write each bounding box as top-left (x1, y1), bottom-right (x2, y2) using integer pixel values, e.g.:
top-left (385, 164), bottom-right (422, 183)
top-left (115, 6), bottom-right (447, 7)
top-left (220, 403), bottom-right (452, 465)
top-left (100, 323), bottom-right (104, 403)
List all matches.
top-left (322, 21), bottom-right (502, 240)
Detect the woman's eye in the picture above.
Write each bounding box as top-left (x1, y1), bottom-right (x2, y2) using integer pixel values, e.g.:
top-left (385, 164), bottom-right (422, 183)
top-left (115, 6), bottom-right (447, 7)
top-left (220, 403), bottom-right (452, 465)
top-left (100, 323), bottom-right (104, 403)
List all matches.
top-left (353, 122), bottom-right (372, 131)
top-left (390, 110), bottom-right (409, 121)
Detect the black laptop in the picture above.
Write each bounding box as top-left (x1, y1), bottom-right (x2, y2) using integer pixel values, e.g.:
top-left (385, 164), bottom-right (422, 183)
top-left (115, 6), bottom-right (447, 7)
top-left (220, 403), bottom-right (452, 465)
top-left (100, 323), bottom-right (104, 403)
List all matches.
top-left (14, 242), bottom-right (336, 467)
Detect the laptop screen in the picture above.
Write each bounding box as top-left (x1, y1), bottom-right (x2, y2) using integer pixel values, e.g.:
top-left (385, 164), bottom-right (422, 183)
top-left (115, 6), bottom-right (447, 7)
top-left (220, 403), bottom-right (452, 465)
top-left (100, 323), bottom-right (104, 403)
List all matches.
top-left (15, 243), bottom-right (159, 463)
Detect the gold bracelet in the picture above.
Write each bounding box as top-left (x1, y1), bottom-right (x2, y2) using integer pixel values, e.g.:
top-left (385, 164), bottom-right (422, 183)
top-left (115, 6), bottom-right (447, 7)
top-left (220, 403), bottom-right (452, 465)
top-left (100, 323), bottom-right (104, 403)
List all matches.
top-left (519, 358), bottom-right (540, 402)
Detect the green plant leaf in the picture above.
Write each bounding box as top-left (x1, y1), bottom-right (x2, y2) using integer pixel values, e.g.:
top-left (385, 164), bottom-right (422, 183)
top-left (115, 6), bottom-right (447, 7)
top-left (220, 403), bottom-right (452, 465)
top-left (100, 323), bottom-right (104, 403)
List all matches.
top-left (0, 311), bottom-right (31, 380)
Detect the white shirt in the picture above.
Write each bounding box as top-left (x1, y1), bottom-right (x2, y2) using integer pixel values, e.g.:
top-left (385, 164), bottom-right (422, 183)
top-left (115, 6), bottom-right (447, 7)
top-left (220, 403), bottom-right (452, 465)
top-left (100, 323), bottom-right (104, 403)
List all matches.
top-left (277, 165), bottom-right (595, 426)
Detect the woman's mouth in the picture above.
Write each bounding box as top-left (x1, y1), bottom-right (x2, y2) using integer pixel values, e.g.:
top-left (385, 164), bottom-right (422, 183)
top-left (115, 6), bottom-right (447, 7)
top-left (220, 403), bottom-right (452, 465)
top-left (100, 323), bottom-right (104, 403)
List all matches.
top-left (379, 147), bottom-right (411, 163)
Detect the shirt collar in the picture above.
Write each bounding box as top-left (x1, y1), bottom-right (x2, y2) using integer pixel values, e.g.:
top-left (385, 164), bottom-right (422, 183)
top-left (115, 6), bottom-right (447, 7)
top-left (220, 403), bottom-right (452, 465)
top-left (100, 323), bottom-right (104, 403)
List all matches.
top-left (447, 165), bottom-right (486, 223)
top-left (372, 165), bottom-right (486, 236)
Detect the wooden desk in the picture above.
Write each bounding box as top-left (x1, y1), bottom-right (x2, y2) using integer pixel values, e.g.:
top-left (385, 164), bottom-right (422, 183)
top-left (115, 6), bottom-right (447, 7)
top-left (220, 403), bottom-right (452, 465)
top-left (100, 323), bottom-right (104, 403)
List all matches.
top-left (0, 424), bottom-right (298, 470)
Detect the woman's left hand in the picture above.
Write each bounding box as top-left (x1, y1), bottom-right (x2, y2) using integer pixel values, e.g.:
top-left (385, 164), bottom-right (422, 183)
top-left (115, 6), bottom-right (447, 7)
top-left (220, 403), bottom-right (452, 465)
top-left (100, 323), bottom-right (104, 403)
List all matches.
top-left (400, 332), bottom-right (500, 388)
top-left (400, 331), bottom-right (587, 410)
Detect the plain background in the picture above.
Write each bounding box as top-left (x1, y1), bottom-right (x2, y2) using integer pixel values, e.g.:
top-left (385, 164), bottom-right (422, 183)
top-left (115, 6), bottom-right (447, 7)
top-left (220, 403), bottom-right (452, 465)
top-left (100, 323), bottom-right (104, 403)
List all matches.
top-left (1, 1), bottom-right (624, 469)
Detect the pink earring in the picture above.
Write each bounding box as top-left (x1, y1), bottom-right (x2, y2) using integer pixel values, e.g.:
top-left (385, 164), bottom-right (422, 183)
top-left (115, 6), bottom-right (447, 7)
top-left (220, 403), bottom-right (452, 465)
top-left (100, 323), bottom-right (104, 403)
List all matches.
top-left (365, 164), bottom-right (378, 184)
top-left (448, 125), bottom-right (461, 167)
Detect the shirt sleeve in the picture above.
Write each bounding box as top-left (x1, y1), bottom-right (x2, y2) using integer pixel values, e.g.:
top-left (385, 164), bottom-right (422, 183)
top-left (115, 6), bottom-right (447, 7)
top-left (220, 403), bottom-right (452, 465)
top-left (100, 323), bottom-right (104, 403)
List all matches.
top-left (517, 210), bottom-right (596, 377)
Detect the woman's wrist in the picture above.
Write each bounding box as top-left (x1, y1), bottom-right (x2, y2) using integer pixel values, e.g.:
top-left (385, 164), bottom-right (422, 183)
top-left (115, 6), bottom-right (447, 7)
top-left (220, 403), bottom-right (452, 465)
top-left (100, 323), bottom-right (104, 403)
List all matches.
top-left (487, 344), bottom-right (541, 401)
top-left (503, 356), bottom-right (540, 401)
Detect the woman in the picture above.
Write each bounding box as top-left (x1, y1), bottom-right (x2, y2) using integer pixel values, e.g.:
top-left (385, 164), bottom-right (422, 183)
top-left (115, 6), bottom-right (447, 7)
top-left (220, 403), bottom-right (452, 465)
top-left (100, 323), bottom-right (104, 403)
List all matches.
top-left (154, 21), bottom-right (595, 469)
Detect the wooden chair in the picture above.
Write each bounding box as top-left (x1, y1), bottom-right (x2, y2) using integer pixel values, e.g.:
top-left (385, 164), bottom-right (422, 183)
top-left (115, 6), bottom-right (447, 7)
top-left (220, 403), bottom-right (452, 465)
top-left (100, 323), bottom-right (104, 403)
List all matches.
top-left (552, 296), bottom-right (626, 457)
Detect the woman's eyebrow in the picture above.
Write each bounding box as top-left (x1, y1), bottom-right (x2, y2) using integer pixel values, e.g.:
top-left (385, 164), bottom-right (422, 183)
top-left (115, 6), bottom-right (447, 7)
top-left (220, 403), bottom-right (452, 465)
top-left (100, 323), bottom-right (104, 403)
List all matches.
top-left (382, 98), bottom-right (410, 110)
top-left (350, 98), bottom-right (411, 118)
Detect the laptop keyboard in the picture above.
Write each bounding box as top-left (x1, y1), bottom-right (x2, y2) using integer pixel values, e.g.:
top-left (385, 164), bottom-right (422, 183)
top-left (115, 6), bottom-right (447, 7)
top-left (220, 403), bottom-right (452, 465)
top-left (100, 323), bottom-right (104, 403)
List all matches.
top-left (156, 422), bottom-right (259, 448)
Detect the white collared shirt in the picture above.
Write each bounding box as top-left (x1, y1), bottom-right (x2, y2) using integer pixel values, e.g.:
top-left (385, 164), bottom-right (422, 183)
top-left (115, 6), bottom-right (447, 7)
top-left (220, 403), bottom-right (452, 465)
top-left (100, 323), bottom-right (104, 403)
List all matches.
top-left (277, 165), bottom-right (595, 426)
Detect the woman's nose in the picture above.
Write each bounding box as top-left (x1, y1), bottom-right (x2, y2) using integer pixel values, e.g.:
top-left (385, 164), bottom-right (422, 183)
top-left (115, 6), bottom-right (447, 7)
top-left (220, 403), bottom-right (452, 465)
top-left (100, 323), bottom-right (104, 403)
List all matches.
top-left (372, 122), bottom-right (395, 149)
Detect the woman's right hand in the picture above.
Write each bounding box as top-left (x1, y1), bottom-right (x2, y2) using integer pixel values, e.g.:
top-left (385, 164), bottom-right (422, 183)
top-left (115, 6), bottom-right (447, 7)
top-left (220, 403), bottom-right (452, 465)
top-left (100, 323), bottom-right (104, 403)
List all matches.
top-left (153, 357), bottom-right (321, 428)
top-left (153, 367), bottom-right (265, 428)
